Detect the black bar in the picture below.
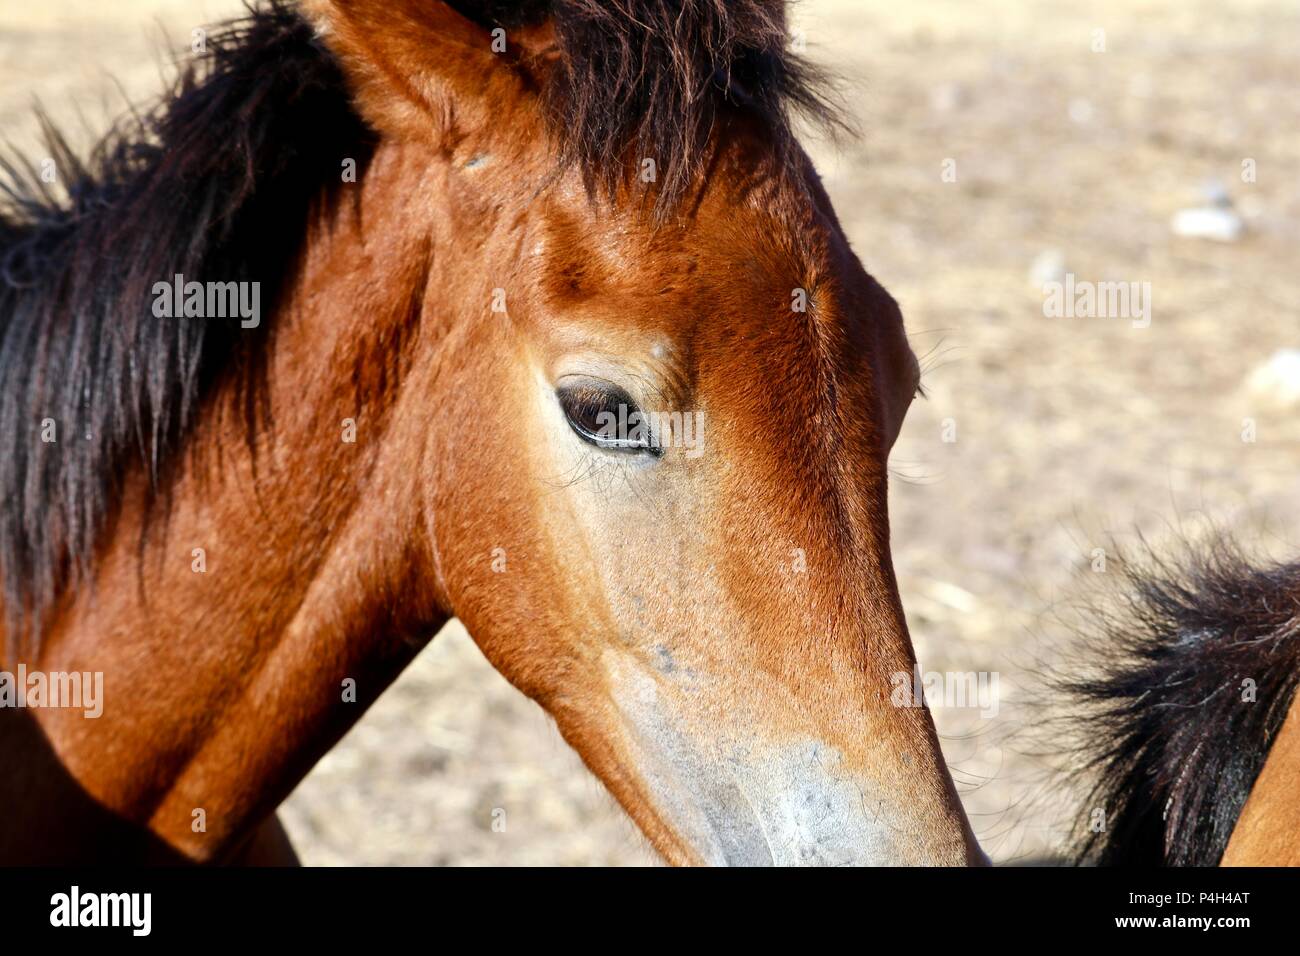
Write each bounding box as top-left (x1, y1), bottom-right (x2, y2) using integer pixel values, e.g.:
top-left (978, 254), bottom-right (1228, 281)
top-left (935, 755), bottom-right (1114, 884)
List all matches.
top-left (0, 865), bottom-right (1276, 942)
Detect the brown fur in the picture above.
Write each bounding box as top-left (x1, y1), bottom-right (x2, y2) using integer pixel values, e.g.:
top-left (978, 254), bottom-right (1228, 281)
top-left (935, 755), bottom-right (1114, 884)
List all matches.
top-left (1, 1), bottom-right (981, 865)
top-left (1223, 696), bottom-right (1300, 865)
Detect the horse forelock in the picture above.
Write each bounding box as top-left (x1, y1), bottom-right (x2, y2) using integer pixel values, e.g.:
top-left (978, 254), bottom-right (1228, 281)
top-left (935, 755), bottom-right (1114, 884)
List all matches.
top-left (451, 0), bottom-right (849, 219)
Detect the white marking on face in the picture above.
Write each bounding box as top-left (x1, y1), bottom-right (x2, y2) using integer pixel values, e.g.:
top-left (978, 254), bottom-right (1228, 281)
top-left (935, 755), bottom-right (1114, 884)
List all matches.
top-left (603, 651), bottom-right (905, 865)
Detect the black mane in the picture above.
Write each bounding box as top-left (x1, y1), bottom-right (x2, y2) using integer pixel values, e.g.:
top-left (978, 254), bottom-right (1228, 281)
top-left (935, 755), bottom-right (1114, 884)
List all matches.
top-left (0, 1), bottom-right (372, 643)
top-left (1063, 538), bottom-right (1300, 865)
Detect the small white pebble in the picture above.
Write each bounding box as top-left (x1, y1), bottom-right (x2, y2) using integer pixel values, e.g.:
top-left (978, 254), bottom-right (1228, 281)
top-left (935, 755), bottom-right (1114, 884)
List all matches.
top-left (1171, 207), bottom-right (1244, 242)
top-left (1246, 349), bottom-right (1300, 408)
top-left (1028, 249), bottom-right (1066, 286)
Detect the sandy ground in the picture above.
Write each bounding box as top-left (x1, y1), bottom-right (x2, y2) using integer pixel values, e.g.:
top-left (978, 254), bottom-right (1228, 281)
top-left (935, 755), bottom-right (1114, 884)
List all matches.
top-left (3, 0), bottom-right (1298, 865)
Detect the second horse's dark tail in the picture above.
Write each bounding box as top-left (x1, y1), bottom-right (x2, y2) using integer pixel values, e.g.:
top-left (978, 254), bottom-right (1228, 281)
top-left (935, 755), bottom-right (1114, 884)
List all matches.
top-left (1065, 537), bottom-right (1300, 865)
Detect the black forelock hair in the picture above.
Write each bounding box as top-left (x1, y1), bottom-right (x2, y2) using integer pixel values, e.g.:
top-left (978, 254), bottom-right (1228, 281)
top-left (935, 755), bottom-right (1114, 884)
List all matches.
top-left (454, 0), bottom-right (848, 217)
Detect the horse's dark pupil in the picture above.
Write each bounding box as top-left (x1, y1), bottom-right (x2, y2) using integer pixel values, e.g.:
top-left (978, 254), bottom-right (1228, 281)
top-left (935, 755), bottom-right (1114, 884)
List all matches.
top-left (573, 390), bottom-right (613, 433)
top-left (558, 382), bottom-right (646, 451)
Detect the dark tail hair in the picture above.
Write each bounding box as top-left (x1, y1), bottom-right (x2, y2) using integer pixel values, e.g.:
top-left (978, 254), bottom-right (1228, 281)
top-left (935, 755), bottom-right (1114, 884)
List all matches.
top-left (1065, 537), bottom-right (1300, 865)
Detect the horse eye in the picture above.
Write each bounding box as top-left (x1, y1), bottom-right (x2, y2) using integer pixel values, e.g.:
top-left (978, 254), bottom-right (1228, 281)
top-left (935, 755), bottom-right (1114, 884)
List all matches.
top-left (557, 379), bottom-right (660, 456)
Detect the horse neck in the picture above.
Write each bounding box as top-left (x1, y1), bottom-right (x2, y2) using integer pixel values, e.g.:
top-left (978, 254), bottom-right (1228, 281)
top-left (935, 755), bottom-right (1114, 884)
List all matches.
top-left (11, 140), bottom-right (453, 861)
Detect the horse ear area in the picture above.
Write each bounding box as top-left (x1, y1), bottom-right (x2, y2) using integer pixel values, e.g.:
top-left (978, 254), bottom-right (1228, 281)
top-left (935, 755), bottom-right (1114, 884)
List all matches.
top-left (303, 0), bottom-right (553, 148)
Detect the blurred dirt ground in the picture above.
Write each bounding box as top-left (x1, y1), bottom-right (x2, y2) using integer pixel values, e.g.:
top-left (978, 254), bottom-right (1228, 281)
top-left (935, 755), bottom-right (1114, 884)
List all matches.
top-left (3, 0), bottom-right (1298, 865)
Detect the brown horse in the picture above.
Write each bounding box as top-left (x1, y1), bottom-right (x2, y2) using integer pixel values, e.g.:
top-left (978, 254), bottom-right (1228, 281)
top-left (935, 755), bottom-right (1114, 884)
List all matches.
top-left (1068, 541), bottom-right (1300, 865)
top-left (0, 0), bottom-right (984, 865)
